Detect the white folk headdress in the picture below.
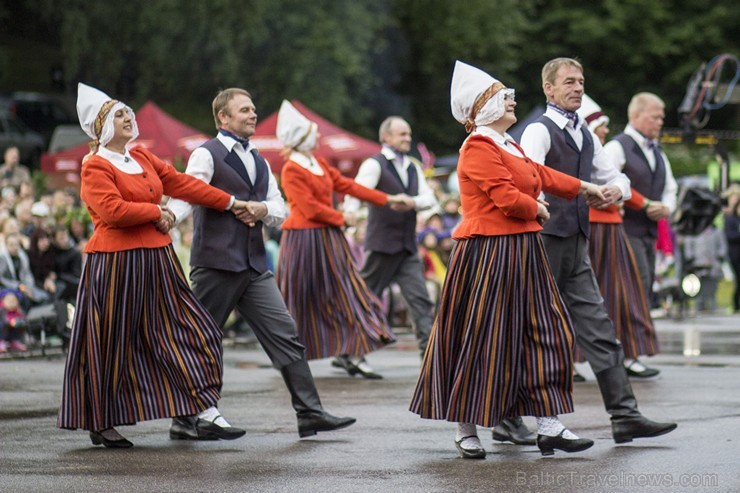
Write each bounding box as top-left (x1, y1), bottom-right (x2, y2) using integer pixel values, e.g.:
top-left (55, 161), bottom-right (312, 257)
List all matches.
top-left (577, 94), bottom-right (609, 133)
top-left (450, 60), bottom-right (514, 132)
top-left (276, 100), bottom-right (318, 152)
top-left (76, 82), bottom-right (138, 149)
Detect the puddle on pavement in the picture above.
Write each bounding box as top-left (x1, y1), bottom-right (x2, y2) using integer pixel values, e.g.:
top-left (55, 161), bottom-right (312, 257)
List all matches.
top-left (658, 330), bottom-right (740, 356)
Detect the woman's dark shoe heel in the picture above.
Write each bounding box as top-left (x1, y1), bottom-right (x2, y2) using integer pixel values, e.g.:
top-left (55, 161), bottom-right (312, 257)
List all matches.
top-left (89, 429), bottom-right (133, 448)
top-left (537, 430), bottom-right (593, 456)
top-left (331, 355), bottom-right (357, 377)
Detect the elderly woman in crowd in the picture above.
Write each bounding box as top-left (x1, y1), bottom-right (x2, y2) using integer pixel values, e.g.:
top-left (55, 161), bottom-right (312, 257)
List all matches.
top-left (57, 83), bottom-right (251, 448)
top-left (275, 100), bottom-right (407, 379)
top-left (410, 61), bottom-right (605, 458)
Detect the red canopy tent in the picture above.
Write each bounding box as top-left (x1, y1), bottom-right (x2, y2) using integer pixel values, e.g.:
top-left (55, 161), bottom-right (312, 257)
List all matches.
top-left (40, 101), bottom-right (209, 187)
top-left (250, 100), bottom-right (380, 176)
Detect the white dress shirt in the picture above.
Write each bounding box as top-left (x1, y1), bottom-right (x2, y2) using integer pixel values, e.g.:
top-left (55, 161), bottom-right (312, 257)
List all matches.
top-left (97, 146), bottom-right (144, 174)
top-left (603, 124), bottom-right (678, 212)
top-left (520, 107), bottom-right (631, 201)
top-left (471, 127), bottom-right (525, 158)
top-left (288, 151), bottom-right (324, 175)
top-left (168, 132), bottom-right (287, 227)
top-left (344, 145), bottom-right (438, 213)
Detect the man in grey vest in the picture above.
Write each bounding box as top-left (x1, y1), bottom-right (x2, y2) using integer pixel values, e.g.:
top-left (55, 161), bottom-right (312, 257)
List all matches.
top-left (518, 58), bottom-right (676, 445)
top-left (604, 92), bottom-right (678, 377)
top-left (167, 88), bottom-right (355, 439)
top-left (342, 116), bottom-right (437, 372)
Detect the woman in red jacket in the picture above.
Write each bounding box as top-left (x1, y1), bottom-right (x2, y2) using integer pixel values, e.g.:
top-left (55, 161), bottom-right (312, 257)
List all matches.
top-left (58, 84), bottom-right (249, 448)
top-left (410, 62), bottom-right (604, 458)
top-left (275, 101), bottom-right (407, 379)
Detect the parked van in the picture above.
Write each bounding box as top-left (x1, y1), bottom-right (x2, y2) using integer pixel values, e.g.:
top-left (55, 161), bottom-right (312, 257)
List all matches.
top-left (48, 125), bottom-right (89, 153)
top-left (0, 98), bottom-right (46, 165)
top-left (7, 92), bottom-right (77, 147)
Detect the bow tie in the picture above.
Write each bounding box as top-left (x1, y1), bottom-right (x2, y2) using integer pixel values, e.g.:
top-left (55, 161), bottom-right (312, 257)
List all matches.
top-left (547, 103), bottom-right (579, 126)
top-left (219, 129), bottom-right (250, 149)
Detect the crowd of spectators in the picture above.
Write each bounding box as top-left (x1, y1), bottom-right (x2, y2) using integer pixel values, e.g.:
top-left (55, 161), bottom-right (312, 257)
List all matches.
top-left (0, 146), bottom-right (84, 354)
top-left (2, 140), bottom-right (737, 354)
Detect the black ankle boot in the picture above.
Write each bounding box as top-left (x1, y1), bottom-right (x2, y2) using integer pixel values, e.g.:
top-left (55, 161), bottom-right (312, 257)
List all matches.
top-left (595, 366), bottom-right (676, 443)
top-left (612, 416), bottom-right (677, 443)
top-left (297, 412), bottom-right (357, 438)
top-left (280, 358), bottom-right (356, 437)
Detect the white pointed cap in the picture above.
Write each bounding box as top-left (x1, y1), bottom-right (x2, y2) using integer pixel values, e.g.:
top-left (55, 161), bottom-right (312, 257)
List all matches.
top-left (276, 100), bottom-right (317, 151)
top-left (450, 61), bottom-right (512, 131)
top-left (450, 61), bottom-right (498, 124)
top-left (76, 82), bottom-right (138, 147)
top-left (576, 93), bottom-right (609, 132)
top-left (77, 83), bottom-right (115, 141)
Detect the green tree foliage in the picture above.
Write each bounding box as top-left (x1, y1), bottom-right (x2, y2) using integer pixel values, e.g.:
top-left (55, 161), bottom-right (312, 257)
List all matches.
top-left (393, 0), bottom-right (529, 152)
top-left (7, 0), bottom-right (738, 162)
top-left (17, 0), bottom-right (390, 138)
top-left (516, 0), bottom-right (739, 132)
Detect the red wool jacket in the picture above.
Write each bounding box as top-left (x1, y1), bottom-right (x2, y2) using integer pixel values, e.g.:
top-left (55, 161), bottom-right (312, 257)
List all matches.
top-left (281, 156), bottom-right (387, 229)
top-left (453, 134), bottom-right (581, 239)
top-left (81, 146), bottom-right (231, 253)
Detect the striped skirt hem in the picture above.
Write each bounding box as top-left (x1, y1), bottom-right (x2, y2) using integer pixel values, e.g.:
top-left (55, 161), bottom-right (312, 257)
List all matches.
top-left (588, 222), bottom-right (659, 358)
top-left (58, 245), bottom-right (223, 431)
top-left (410, 233), bottom-right (574, 428)
top-left (277, 227), bottom-right (395, 360)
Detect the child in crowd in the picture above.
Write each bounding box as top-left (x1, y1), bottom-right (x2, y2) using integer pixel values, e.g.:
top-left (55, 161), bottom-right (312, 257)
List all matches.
top-left (0, 290), bottom-right (28, 352)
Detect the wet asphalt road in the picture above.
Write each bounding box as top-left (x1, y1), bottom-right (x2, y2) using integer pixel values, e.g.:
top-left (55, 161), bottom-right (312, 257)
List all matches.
top-left (1, 314), bottom-right (739, 492)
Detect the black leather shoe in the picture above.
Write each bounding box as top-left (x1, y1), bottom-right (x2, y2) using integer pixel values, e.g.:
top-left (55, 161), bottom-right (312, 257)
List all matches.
top-left (537, 430), bottom-right (594, 456)
top-left (169, 416), bottom-right (218, 441)
top-left (625, 360), bottom-right (661, 378)
top-left (612, 415), bottom-right (677, 443)
top-left (492, 417), bottom-right (536, 445)
top-left (455, 435), bottom-right (486, 459)
top-left (333, 356), bottom-right (383, 379)
top-left (332, 355), bottom-right (358, 377)
top-left (195, 417), bottom-right (247, 440)
top-left (351, 359), bottom-right (383, 380)
top-left (89, 429), bottom-right (133, 448)
top-left (297, 412), bottom-right (356, 438)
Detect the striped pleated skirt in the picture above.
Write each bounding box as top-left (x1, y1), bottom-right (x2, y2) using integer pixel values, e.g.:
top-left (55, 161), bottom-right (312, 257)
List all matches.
top-left (58, 245), bottom-right (223, 431)
top-left (587, 222), bottom-right (659, 359)
top-left (277, 227), bottom-right (395, 360)
top-left (410, 233), bottom-right (574, 428)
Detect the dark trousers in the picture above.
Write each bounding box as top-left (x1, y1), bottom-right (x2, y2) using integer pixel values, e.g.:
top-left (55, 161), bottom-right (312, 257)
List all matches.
top-left (543, 234), bottom-right (643, 418)
top-left (360, 251), bottom-right (434, 352)
top-left (190, 267), bottom-right (305, 369)
top-left (627, 234), bottom-right (657, 309)
top-left (541, 234), bottom-right (624, 373)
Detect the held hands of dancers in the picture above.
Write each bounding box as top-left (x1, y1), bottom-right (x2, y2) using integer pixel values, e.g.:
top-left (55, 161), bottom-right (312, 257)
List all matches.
top-left (536, 198), bottom-right (550, 225)
top-left (154, 205), bottom-right (176, 234)
top-left (583, 183), bottom-right (619, 209)
top-left (387, 193), bottom-right (416, 212)
top-left (344, 211), bottom-right (357, 227)
top-left (645, 200), bottom-right (670, 221)
top-left (232, 199), bottom-right (267, 227)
